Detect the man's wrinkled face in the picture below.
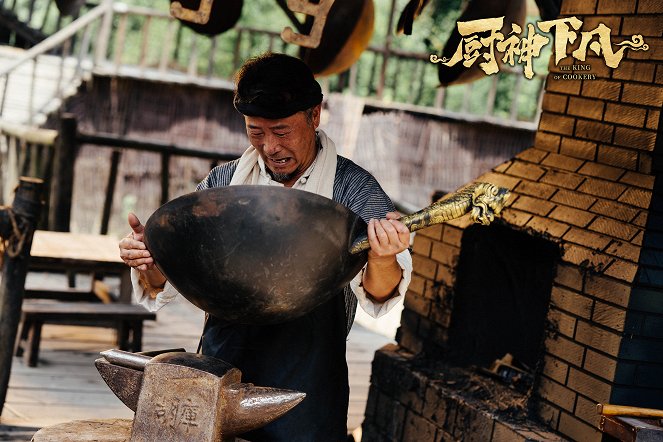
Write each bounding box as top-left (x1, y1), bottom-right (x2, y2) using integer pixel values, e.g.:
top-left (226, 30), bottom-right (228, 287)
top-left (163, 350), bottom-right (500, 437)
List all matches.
top-left (245, 105), bottom-right (321, 187)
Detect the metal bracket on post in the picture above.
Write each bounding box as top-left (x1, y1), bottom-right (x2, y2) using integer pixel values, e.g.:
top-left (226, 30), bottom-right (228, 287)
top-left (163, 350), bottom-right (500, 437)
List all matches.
top-left (0, 177), bottom-right (44, 416)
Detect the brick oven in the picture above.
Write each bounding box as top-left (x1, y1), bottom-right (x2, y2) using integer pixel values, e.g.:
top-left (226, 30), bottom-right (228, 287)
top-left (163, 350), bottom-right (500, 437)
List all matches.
top-left (362, 1), bottom-right (662, 441)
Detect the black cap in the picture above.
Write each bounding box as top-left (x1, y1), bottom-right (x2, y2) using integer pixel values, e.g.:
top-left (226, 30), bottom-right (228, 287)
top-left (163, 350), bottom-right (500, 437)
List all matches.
top-left (233, 53), bottom-right (323, 119)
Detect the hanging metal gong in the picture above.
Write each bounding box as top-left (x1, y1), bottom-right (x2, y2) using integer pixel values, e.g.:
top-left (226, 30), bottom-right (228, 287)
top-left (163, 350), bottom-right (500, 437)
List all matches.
top-left (144, 186), bottom-right (368, 324)
top-left (169, 0), bottom-right (243, 36)
top-left (299, 0), bottom-right (375, 76)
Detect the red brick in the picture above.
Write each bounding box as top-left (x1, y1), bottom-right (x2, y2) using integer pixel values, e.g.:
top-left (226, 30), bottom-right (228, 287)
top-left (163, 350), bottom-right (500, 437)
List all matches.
top-left (639, 155), bottom-right (653, 174)
top-left (550, 205), bottom-right (596, 227)
top-left (577, 162), bottom-right (624, 181)
top-left (567, 97), bottom-right (604, 120)
top-left (543, 354), bottom-right (570, 383)
top-left (578, 177), bottom-right (627, 199)
top-left (646, 109), bottom-right (660, 130)
top-left (568, 366), bottom-right (613, 402)
top-left (575, 395), bottom-right (602, 428)
top-left (597, 0), bottom-right (636, 13)
top-left (618, 187), bottom-right (653, 209)
top-left (622, 83), bottom-right (663, 107)
top-left (541, 169), bottom-right (586, 189)
top-left (514, 180), bottom-right (557, 199)
top-left (543, 93), bottom-right (568, 113)
top-left (412, 254), bottom-right (437, 280)
top-left (581, 80), bottom-right (621, 101)
top-left (442, 225), bottom-right (463, 247)
top-left (408, 274), bottom-right (426, 296)
top-left (575, 120), bottom-right (614, 143)
top-left (627, 37), bottom-right (663, 62)
top-left (430, 242), bottom-right (459, 267)
top-left (544, 335), bottom-right (585, 367)
top-left (583, 16), bottom-right (622, 31)
top-left (476, 172), bottom-right (521, 191)
top-left (614, 127), bottom-right (657, 151)
top-left (535, 131), bottom-right (561, 152)
top-left (412, 234), bottom-right (433, 257)
top-left (527, 216), bottom-right (570, 237)
top-left (560, 137), bottom-right (597, 160)
top-left (638, 0), bottom-right (663, 13)
top-left (435, 263), bottom-right (454, 285)
top-left (658, 65), bottom-right (663, 84)
top-left (539, 376), bottom-right (577, 412)
top-left (554, 265), bottom-right (584, 291)
top-left (588, 216), bottom-right (639, 240)
top-left (612, 60), bottom-right (656, 83)
top-left (551, 190), bottom-right (597, 210)
top-left (604, 103), bottom-right (647, 127)
top-left (604, 259), bottom-right (639, 282)
top-left (562, 243), bottom-right (613, 269)
top-left (558, 412), bottom-right (602, 442)
top-left (585, 274), bottom-right (631, 307)
top-left (563, 227), bottom-right (611, 250)
top-left (597, 145), bottom-right (638, 170)
top-left (512, 195), bottom-right (555, 216)
top-left (546, 76), bottom-right (582, 95)
top-left (575, 321), bottom-right (622, 358)
top-left (541, 153), bottom-right (585, 172)
top-left (494, 161), bottom-right (511, 173)
top-left (505, 161), bottom-right (546, 181)
top-left (632, 230), bottom-right (644, 245)
top-left (582, 57), bottom-right (611, 79)
top-left (605, 240), bottom-right (641, 262)
top-left (560, 1), bottom-right (597, 13)
top-left (619, 171), bottom-right (655, 189)
top-left (593, 301), bottom-right (627, 332)
top-left (417, 224), bottom-right (443, 241)
top-left (500, 209), bottom-right (533, 227)
top-left (540, 113), bottom-right (576, 136)
top-left (632, 211), bottom-right (648, 227)
top-left (516, 148), bottom-right (549, 164)
top-left (622, 16), bottom-right (663, 37)
top-left (584, 349), bottom-right (617, 382)
top-left (551, 286), bottom-right (593, 319)
top-left (589, 199), bottom-right (638, 222)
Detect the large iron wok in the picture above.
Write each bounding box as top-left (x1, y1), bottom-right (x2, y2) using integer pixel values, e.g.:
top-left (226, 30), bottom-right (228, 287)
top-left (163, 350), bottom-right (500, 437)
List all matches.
top-left (144, 183), bottom-right (509, 324)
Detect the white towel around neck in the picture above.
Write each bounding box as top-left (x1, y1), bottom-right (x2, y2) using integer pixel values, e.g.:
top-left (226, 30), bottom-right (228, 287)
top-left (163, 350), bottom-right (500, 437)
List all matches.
top-left (229, 129), bottom-right (337, 199)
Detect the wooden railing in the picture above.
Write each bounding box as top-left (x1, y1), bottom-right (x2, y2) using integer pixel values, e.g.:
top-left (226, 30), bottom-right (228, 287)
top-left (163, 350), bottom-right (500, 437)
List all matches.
top-left (0, 116), bottom-right (238, 232)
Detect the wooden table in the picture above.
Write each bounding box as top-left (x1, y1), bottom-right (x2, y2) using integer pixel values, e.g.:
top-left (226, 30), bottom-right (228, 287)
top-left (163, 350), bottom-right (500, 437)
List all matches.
top-left (29, 230), bottom-right (131, 303)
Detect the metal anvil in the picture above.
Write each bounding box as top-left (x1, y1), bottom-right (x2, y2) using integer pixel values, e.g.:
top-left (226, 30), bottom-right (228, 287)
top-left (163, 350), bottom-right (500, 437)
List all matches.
top-left (95, 349), bottom-right (305, 441)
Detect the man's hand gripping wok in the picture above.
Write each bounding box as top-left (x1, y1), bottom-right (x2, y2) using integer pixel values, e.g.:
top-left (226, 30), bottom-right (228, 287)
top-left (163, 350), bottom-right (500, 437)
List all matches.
top-left (362, 212), bottom-right (410, 303)
top-left (119, 213), bottom-right (166, 291)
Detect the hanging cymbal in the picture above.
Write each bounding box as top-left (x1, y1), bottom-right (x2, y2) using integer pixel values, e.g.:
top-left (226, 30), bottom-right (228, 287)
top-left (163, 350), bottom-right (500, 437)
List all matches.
top-left (299, 0), bottom-right (375, 76)
top-left (55, 0), bottom-right (85, 16)
top-left (169, 0), bottom-right (243, 36)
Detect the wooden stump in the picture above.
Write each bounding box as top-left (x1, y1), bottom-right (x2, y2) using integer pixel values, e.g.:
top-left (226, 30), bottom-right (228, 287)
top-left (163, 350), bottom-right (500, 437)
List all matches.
top-left (31, 419), bottom-right (132, 442)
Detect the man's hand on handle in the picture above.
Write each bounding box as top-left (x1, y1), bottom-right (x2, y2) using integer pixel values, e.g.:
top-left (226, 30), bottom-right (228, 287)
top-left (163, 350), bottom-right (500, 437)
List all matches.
top-left (363, 212), bottom-right (410, 303)
top-left (119, 213), bottom-right (166, 288)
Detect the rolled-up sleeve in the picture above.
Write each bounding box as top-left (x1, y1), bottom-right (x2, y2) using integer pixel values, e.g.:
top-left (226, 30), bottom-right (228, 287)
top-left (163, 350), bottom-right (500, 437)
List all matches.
top-left (131, 268), bottom-right (180, 312)
top-left (350, 249), bottom-right (412, 318)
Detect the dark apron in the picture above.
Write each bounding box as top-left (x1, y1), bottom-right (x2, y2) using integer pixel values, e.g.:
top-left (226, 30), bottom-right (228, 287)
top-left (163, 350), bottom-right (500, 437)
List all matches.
top-left (200, 290), bottom-right (349, 442)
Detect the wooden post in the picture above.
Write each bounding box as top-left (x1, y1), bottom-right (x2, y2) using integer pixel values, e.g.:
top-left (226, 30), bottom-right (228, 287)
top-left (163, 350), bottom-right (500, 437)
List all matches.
top-left (0, 177), bottom-right (44, 415)
top-left (100, 149), bottom-right (122, 235)
top-left (49, 115), bottom-right (77, 232)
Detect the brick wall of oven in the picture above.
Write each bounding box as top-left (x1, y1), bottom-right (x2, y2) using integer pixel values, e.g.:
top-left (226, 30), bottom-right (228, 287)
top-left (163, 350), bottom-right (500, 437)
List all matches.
top-left (363, 0), bottom-right (663, 441)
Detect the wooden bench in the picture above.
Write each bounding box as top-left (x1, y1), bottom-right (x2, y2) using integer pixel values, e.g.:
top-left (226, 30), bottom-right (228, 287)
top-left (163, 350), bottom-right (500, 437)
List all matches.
top-left (16, 301), bottom-right (156, 367)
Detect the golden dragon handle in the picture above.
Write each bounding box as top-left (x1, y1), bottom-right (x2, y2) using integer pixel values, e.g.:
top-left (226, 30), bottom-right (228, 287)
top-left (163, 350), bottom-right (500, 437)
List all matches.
top-left (349, 182), bottom-right (510, 254)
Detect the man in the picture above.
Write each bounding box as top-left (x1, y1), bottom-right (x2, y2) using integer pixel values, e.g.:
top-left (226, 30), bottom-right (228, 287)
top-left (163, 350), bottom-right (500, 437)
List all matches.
top-left (119, 52), bottom-right (412, 441)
